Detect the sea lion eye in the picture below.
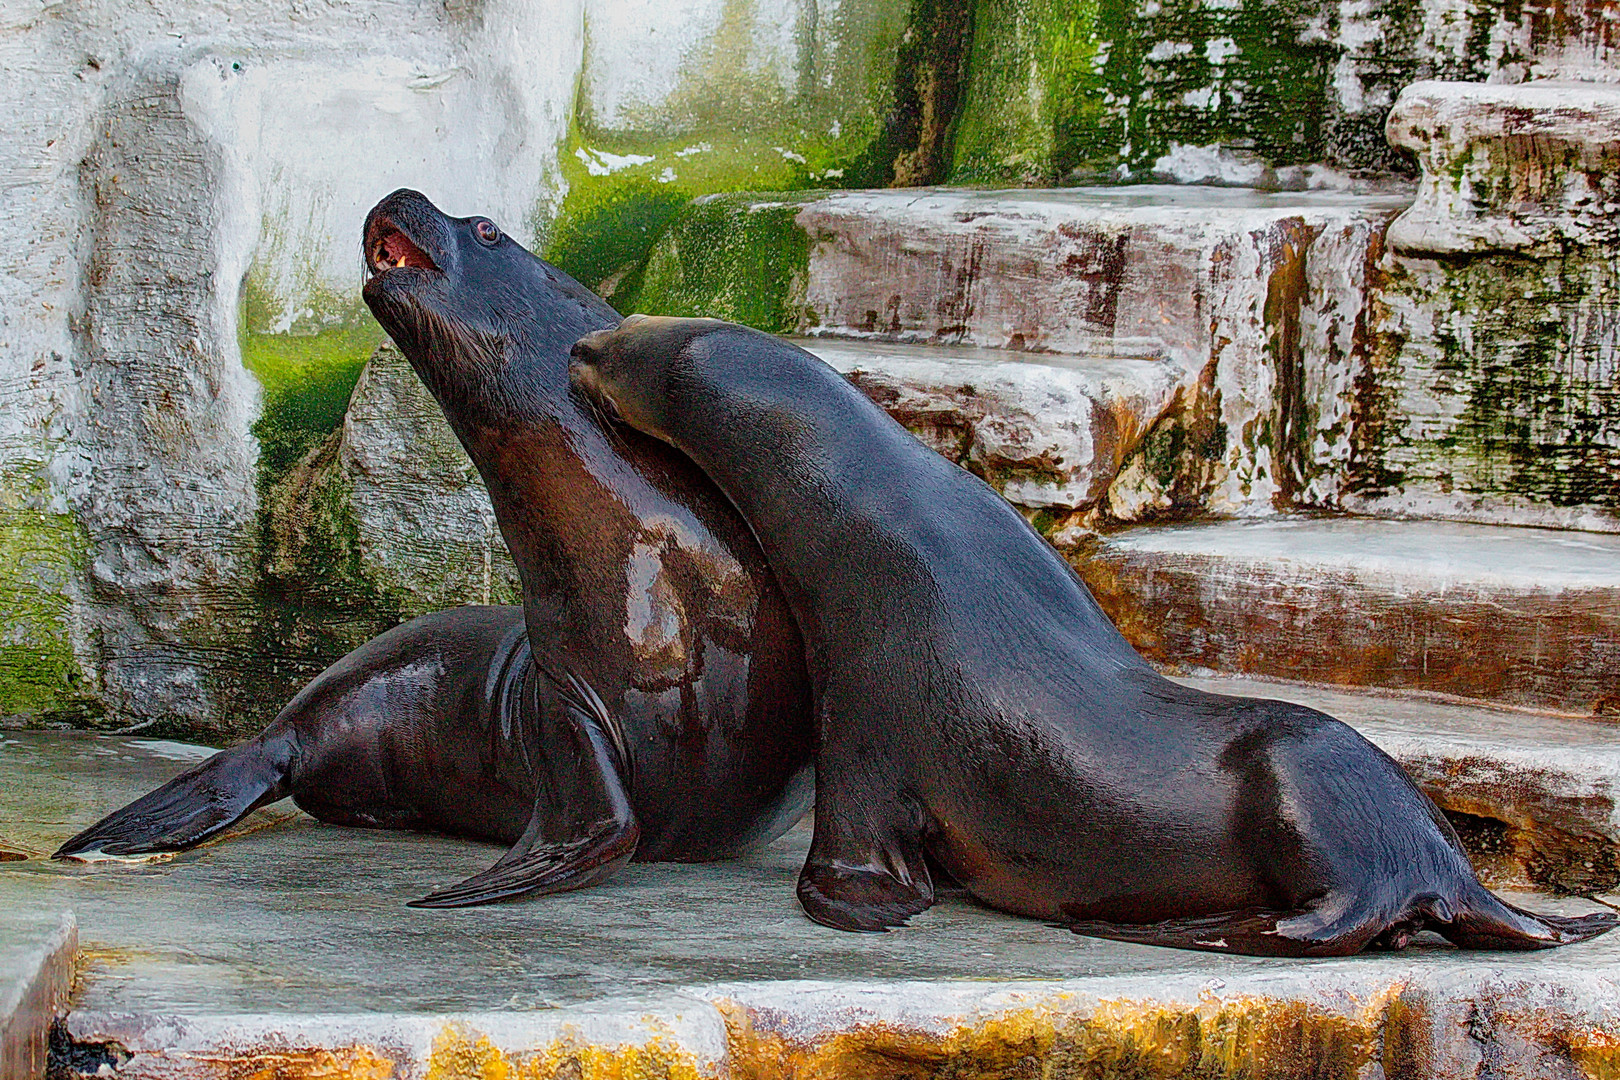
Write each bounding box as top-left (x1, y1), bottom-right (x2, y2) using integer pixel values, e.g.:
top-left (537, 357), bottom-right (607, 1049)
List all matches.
top-left (473, 219), bottom-right (500, 246)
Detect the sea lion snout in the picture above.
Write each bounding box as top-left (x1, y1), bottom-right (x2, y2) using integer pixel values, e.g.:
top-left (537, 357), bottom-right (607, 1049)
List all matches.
top-left (362, 189), bottom-right (453, 283)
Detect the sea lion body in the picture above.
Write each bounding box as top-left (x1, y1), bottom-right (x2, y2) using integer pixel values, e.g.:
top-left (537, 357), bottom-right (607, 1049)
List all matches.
top-left (58, 197), bottom-right (816, 905)
top-left (568, 315), bottom-right (1616, 955)
top-left (61, 608), bottom-right (549, 856)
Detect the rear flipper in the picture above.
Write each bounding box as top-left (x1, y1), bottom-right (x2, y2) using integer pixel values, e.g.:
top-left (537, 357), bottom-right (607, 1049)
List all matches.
top-left (1068, 883), bottom-right (1617, 957)
top-left (1067, 908), bottom-right (1375, 958)
top-left (410, 671), bottom-right (640, 908)
top-left (53, 735), bottom-right (295, 858)
top-left (1437, 881), bottom-right (1617, 950)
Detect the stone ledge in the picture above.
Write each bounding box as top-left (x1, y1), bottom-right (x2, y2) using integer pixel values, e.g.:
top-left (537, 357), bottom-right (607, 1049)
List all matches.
top-left (1, 908), bottom-right (75, 1080)
top-left (1386, 80), bottom-right (1620, 255)
top-left (1074, 516), bottom-right (1620, 715)
top-left (59, 957), bottom-right (1620, 1079)
top-left (798, 338), bottom-right (1186, 510)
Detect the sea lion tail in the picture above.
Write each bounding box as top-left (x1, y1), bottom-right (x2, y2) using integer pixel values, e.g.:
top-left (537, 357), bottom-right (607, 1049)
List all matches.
top-left (1434, 880), bottom-right (1617, 950)
top-left (53, 735), bottom-right (295, 859)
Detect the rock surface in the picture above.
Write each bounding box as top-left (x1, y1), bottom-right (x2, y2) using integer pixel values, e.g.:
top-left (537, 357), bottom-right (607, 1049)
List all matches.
top-left (1387, 80), bottom-right (1620, 257)
top-left (1075, 516), bottom-right (1620, 715)
top-left (265, 344), bottom-right (520, 619)
top-left (0, 0), bottom-right (584, 729)
top-left (4, 732), bottom-right (1617, 1079)
top-left (1346, 80), bottom-right (1620, 532)
top-left (802, 338), bottom-right (1187, 509)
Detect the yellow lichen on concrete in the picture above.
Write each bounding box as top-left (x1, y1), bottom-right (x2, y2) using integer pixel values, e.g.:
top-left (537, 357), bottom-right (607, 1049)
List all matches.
top-left (425, 1023), bottom-right (708, 1080)
top-left (192, 1046), bottom-right (396, 1080)
top-left (1565, 1029), bottom-right (1620, 1080)
top-left (720, 992), bottom-right (1386, 1080)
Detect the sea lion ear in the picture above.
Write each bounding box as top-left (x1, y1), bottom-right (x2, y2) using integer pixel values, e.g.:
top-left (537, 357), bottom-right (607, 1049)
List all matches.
top-left (409, 669), bottom-right (640, 908)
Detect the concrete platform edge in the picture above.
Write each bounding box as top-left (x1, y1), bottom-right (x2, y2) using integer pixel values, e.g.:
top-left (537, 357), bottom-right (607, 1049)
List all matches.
top-left (65, 963), bottom-right (1620, 1079)
top-left (2, 912), bottom-right (76, 1080)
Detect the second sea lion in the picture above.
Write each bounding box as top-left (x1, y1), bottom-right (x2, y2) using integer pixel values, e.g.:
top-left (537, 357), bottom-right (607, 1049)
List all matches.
top-left (567, 314), bottom-right (1616, 955)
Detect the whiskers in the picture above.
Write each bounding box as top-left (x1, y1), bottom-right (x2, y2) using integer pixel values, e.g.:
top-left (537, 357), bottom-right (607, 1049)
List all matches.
top-left (578, 383), bottom-right (631, 450)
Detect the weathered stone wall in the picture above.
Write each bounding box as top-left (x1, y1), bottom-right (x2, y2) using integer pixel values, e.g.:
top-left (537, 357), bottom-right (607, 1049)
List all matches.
top-left (0, 0), bottom-right (581, 733)
top-left (5, 0), bottom-right (1618, 736)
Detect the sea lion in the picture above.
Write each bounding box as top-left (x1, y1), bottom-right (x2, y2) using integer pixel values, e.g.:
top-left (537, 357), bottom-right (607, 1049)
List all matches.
top-left (57, 194), bottom-right (817, 907)
top-left (57, 607), bottom-right (640, 883)
top-left (567, 314), bottom-right (1617, 956)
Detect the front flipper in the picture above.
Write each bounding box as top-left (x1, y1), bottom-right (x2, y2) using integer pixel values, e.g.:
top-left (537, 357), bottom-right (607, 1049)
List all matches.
top-left (410, 672), bottom-right (640, 908)
top-left (797, 764), bottom-right (934, 932)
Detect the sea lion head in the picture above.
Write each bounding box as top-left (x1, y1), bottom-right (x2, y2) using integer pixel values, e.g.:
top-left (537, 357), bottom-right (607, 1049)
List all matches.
top-left (361, 189), bottom-right (606, 415)
top-left (568, 314), bottom-right (722, 445)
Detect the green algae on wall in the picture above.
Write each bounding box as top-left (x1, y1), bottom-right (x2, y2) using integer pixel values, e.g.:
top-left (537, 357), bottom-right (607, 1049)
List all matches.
top-left (0, 466), bottom-right (95, 724)
top-left (546, 126), bottom-right (872, 315)
top-left (636, 195), bottom-right (813, 331)
top-left (238, 282), bottom-right (384, 484)
top-left (547, 0), bottom-right (910, 306)
top-left (228, 286), bottom-right (407, 742)
top-left (954, 0), bottom-right (1333, 184)
top-left (1360, 253), bottom-right (1620, 515)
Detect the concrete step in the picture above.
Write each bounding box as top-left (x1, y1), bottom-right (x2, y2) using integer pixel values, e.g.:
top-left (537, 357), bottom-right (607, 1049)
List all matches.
top-left (1174, 674), bottom-right (1620, 894)
top-left (633, 185), bottom-right (1620, 532)
top-left (5, 733), bottom-right (1617, 1079)
top-left (1071, 516), bottom-right (1620, 716)
top-left (1, 903), bottom-right (75, 1080)
top-left (797, 338), bottom-right (1185, 510)
top-left (636, 186), bottom-right (1404, 524)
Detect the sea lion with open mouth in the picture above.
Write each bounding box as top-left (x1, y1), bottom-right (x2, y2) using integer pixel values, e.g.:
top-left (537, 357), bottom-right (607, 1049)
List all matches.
top-left (567, 314), bottom-right (1616, 956)
top-left (58, 195), bottom-right (816, 908)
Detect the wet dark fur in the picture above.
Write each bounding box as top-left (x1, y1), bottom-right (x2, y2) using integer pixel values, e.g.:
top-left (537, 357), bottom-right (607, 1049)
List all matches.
top-left (57, 197), bottom-right (816, 907)
top-left (569, 315), bottom-right (1616, 955)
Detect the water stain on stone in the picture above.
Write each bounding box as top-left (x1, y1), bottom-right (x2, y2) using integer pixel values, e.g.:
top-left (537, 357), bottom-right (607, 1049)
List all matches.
top-left (425, 1024), bottom-right (705, 1080)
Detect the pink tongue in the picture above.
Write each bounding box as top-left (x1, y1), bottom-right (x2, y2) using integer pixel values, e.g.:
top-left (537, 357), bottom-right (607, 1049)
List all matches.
top-left (384, 231), bottom-right (433, 268)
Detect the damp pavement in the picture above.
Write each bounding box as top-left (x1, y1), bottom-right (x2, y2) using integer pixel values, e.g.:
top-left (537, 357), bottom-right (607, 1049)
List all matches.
top-left (2, 730), bottom-right (1618, 1078)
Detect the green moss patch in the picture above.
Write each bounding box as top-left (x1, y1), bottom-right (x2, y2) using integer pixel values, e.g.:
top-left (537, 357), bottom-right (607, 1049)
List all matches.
top-left (241, 321), bottom-right (384, 481)
top-left (0, 466), bottom-right (96, 723)
top-left (1363, 253), bottom-right (1620, 510)
top-left (545, 131), bottom-right (865, 313)
top-left (953, 0), bottom-right (1332, 183)
top-left (636, 195), bottom-right (814, 331)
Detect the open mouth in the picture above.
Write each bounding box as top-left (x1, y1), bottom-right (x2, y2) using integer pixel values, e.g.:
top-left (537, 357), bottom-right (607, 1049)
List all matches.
top-left (366, 216), bottom-right (439, 276)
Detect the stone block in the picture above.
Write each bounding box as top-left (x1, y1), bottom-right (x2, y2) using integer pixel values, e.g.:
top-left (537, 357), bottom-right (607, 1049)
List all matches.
top-left (802, 339), bottom-right (1186, 509)
top-left (1341, 81), bottom-right (1620, 531)
top-left (1074, 516), bottom-right (1620, 714)
top-left (1, 910), bottom-right (75, 1080)
top-left (1387, 80), bottom-right (1620, 257)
